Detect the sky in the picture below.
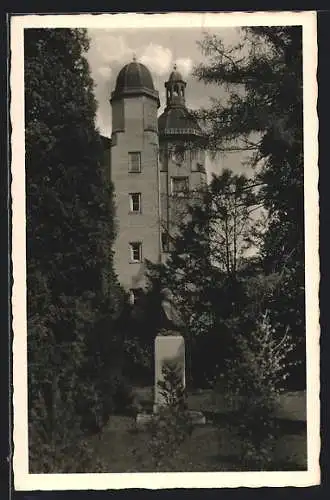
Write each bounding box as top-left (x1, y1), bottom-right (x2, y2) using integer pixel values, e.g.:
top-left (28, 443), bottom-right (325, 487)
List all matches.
top-left (85, 27), bottom-right (254, 178)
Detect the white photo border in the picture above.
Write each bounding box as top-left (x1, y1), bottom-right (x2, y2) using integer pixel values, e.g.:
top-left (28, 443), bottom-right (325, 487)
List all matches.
top-left (11, 11), bottom-right (320, 490)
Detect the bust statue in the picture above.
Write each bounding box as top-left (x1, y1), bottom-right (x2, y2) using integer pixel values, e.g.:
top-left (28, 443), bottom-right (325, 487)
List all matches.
top-left (160, 288), bottom-right (184, 333)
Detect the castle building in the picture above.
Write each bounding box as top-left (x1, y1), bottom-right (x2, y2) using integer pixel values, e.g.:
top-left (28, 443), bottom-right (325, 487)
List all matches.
top-left (108, 58), bottom-right (207, 299)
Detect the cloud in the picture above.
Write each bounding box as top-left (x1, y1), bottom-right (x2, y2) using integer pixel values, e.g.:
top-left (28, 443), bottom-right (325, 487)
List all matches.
top-left (85, 28), bottom-right (240, 140)
top-left (87, 30), bottom-right (195, 87)
top-left (139, 43), bottom-right (173, 76)
top-left (97, 66), bottom-right (112, 79)
top-left (175, 57), bottom-right (193, 78)
top-left (88, 32), bottom-right (132, 65)
top-left (89, 31), bottom-right (175, 77)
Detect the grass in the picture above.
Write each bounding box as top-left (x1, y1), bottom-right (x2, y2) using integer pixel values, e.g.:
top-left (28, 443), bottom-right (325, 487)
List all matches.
top-left (85, 388), bottom-right (307, 473)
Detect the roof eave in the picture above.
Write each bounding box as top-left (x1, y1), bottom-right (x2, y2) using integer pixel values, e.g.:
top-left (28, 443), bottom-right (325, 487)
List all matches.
top-left (110, 87), bottom-right (160, 108)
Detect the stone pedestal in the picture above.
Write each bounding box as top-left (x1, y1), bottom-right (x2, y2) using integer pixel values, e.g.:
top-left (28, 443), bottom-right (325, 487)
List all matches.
top-left (136, 332), bottom-right (206, 426)
top-left (153, 334), bottom-right (185, 412)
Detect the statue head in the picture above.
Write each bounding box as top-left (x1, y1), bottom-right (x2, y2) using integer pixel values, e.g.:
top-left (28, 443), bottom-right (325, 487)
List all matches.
top-left (160, 288), bottom-right (184, 329)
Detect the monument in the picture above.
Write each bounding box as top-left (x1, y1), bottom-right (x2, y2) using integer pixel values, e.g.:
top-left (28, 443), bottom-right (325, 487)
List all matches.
top-left (136, 288), bottom-right (205, 425)
top-left (153, 288), bottom-right (185, 412)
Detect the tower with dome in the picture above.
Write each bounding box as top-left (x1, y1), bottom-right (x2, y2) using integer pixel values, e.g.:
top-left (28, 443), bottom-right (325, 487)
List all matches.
top-left (108, 58), bottom-right (207, 299)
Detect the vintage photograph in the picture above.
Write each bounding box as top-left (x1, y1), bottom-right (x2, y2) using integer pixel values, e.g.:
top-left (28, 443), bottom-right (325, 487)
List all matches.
top-left (11, 12), bottom-right (319, 490)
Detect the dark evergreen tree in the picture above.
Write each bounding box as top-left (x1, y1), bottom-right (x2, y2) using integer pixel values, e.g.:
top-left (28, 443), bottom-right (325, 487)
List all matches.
top-left (194, 27), bottom-right (305, 387)
top-left (25, 28), bottom-right (123, 470)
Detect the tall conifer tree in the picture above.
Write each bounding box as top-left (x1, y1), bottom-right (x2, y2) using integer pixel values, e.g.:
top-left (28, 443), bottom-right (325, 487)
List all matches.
top-left (25, 28), bottom-right (123, 468)
top-left (194, 27), bottom-right (305, 384)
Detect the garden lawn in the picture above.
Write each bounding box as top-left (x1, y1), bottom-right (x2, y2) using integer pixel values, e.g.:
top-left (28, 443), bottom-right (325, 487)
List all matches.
top-left (86, 389), bottom-right (307, 472)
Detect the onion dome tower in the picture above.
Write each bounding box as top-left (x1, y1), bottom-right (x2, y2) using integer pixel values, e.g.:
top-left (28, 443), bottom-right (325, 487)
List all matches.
top-left (158, 64), bottom-right (203, 140)
top-left (110, 57), bottom-right (161, 293)
top-left (110, 56), bottom-right (160, 107)
top-left (157, 65), bottom-right (207, 256)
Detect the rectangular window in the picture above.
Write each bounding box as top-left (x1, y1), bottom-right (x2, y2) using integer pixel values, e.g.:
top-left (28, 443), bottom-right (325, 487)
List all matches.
top-left (129, 193), bottom-right (141, 213)
top-left (129, 242), bottom-right (142, 262)
top-left (128, 152), bottom-right (141, 172)
top-left (190, 149), bottom-right (197, 161)
top-left (171, 177), bottom-right (189, 197)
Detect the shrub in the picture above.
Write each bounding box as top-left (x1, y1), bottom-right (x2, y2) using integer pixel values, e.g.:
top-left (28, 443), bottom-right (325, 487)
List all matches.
top-left (145, 361), bottom-right (193, 470)
top-left (111, 375), bottom-right (135, 415)
top-left (123, 336), bottom-right (153, 385)
top-left (219, 310), bottom-right (297, 469)
top-left (29, 393), bottom-right (107, 473)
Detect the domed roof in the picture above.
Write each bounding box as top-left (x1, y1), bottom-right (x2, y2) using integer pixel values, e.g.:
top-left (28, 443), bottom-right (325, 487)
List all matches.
top-left (158, 106), bottom-right (203, 138)
top-left (115, 61), bottom-right (154, 92)
top-left (168, 67), bottom-right (184, 82)
top-left (111, 59), bottom-right (160, 105)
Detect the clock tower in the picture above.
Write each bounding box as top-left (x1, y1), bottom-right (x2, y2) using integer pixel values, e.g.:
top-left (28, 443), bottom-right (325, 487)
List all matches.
top-left (158, 65), bottom-right (207, 258)
top-left (108, 60), bottom-right (207, 292)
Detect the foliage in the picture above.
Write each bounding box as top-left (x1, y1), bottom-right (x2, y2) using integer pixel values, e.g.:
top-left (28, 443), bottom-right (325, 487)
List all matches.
top-left (146, 170), bottom-right (259, 386)
top-left (113, 289), bottom-right (159, 385)
top-left (208, 169), bottom-right (260, 278)
top-left (158, 360), bottom-right (187, 408)
top-left (218, 310), bottom-right (296, 469)
top-left (25, 28), bottom-right (124, 469)
top-left (194, 27), bottom-right (305, 383)
top-left (123, 336), bottom-right (152, 376)
top-left (145, 361), bottom-right (193, 469)
top-left (29, 392), bottom-right (108, 473)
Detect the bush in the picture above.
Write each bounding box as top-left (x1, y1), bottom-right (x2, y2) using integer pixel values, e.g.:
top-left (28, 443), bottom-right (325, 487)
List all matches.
top-left (29, 393), bottom-right (107, 473)
top-left (145, 361), bottom-right (193, 470)
top-left (219, 310), bottom-right (297, 469)
top-left (111, 375), bottom-right (135, 415)
top-left (123, 336), bottom-right (153, 385)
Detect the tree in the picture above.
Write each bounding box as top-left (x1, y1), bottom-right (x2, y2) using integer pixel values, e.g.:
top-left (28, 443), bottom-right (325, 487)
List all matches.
top-left (194, 27), bottom-right (305, 386)
top-left (146, 170), bottom-right (259, 386)
top-left (207, 169), bottom-right (259, 279)
top-left (220, 310), bottom-right (296, 470)
top-left (25, 28), bottom-right (123, 470)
